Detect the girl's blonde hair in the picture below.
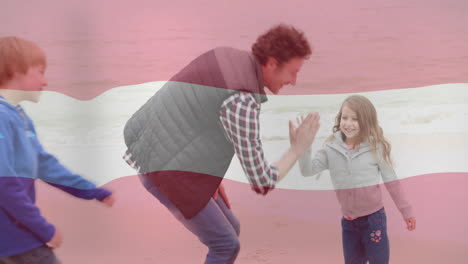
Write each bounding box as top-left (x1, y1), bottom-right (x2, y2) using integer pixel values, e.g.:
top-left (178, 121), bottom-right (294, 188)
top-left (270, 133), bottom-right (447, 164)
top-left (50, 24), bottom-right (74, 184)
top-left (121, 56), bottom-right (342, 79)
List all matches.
top-left (327, 95), bottom-right (393, 166)
top-left (0, 36), bottom-right (46, 86)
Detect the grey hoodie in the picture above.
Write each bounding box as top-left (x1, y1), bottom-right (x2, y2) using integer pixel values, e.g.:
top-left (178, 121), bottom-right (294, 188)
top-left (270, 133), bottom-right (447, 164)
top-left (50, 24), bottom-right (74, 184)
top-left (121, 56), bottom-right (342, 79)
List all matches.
top-left (299, 131), bottom-right (413, 219)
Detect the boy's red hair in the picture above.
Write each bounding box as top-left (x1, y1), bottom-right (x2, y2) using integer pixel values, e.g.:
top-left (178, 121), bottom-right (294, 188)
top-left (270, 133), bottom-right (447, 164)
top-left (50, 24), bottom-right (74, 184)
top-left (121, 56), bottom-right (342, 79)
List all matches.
top-left (0, 36), bottom-right (46, 86)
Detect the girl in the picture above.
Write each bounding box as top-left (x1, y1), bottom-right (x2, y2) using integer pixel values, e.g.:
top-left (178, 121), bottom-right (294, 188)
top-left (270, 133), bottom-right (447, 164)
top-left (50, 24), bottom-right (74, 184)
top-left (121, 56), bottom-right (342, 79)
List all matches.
top-left (290, 95), bottom-right (416, 264)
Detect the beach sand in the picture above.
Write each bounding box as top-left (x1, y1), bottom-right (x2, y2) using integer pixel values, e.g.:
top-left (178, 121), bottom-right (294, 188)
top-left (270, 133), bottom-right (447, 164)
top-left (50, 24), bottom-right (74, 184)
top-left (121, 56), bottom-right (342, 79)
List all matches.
top-left (37, 173), bottom-right (468, 264)
top-left (34, 132), bottom-right (468, 263)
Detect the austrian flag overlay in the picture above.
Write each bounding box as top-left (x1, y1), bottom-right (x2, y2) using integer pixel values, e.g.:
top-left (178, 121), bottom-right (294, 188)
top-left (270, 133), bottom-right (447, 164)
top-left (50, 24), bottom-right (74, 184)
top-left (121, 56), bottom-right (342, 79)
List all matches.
top-left (2, 0), bottom-right (468, 263)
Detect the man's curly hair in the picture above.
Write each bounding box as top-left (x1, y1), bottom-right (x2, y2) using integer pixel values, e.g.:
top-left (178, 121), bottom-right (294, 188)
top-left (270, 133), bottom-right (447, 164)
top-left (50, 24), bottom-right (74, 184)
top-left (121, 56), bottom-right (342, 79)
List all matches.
top-left (252, 24), bottom-right (312, 66)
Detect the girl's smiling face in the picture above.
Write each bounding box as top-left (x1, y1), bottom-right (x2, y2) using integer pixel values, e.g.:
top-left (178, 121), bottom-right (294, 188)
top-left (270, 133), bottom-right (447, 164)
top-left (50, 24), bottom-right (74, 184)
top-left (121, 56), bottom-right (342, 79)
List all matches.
top-left (340, 104), bottom-right (360, 144)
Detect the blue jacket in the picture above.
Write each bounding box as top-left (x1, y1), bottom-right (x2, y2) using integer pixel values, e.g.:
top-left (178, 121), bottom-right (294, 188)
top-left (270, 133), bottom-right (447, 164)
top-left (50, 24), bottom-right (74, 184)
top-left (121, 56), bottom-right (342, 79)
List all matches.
top-left (0, 97), bottom-right (111, 257)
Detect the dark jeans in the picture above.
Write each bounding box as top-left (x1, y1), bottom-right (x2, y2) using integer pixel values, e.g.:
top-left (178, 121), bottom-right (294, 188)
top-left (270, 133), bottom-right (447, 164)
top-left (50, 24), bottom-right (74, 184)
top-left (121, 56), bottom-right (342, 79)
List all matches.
top-left (0, 245), bottom-right (61, 264)
top-left (341, 208), bottom-right (389, 264)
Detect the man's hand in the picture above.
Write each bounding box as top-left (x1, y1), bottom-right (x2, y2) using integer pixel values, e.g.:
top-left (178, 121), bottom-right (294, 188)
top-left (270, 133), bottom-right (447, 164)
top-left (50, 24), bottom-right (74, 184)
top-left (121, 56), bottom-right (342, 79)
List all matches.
top-left (212, 183), bottom-right (231, 209)
top-left (289, 116), bottom-right (302, 147)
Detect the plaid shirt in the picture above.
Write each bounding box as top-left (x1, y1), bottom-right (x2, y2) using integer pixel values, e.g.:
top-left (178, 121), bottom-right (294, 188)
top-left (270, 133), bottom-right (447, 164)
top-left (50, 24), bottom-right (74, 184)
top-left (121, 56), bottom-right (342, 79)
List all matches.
top-left (123, 92), bottom-right (279, 195)
top-left (219, 92), bottom-right (279, 195)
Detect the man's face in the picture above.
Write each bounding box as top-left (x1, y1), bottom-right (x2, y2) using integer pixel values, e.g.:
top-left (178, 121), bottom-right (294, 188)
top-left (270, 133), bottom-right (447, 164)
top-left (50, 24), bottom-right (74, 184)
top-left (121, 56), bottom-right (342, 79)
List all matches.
top-left (263, 56), bottom-right (304, 94)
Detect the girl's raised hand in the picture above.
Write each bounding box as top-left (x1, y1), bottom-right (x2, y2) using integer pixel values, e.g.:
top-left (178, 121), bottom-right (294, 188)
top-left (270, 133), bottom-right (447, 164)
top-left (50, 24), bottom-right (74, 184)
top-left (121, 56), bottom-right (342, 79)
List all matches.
top-left (289, 115), bottom-right (306, 146)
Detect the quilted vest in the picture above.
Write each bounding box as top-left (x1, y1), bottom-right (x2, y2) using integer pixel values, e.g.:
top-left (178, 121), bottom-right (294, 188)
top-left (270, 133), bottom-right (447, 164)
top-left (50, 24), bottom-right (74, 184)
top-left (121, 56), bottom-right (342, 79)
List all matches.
top-left (123, 47), bottom-right (267, 218)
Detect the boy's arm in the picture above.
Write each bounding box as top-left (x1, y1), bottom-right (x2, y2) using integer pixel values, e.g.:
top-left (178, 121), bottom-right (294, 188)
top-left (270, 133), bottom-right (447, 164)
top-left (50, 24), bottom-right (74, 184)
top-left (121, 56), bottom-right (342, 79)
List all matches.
top-left (31, 126), bottom-right (110, 201)
top-left (298, 148), bottom-right (328, 177)
top-left (0, 116), bottom-right (55, 243)
top-left (36, 145), bottom-right (112, 201)
top-left (25, 116), bottom-right (112, 201)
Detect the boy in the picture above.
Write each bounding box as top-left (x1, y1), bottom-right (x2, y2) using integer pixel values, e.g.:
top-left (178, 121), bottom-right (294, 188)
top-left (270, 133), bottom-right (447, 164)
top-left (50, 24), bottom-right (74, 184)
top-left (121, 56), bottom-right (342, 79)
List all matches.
top-left (0, 36), bottom-right (115, 264)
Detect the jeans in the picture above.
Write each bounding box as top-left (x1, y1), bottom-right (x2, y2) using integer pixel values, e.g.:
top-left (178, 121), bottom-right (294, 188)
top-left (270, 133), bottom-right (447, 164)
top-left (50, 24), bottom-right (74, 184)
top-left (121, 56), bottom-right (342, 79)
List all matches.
top-left (0, 245), bottom-right (61, 264)
top-left (140, 174), bottom-right (241, 264)
top-left (341, 208), bottom-right (389, 264)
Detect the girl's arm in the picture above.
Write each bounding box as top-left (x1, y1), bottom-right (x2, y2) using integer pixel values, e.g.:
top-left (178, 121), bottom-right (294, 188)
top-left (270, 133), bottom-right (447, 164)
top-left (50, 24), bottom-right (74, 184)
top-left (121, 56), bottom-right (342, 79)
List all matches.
top-left (299, 148), bottom-right (328, 177)
top-left (289, 116), bottom-right (327, 177)
top-left (378, 154), bottom-right (414, 220)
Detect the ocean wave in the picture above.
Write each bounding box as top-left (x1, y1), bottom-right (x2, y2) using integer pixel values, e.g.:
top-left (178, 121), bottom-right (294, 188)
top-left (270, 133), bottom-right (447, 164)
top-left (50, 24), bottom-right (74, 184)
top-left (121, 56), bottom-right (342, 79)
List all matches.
top-left (21, 82), bottom-right (468, 147)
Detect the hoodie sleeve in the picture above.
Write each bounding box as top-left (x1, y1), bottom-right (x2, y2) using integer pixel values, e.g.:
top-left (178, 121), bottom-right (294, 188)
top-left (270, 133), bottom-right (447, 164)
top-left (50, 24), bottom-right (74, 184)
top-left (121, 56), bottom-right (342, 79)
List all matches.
top-left (36, 144), bottom-right (112, 201)
top-left (27, 118), bottom-right (111, 201)
top-left (377, 149), bottom-right (414, 220)
top-left (0, 112), bottom-right (55, 243)
top-left (299, 148), bottom-right (329, 177)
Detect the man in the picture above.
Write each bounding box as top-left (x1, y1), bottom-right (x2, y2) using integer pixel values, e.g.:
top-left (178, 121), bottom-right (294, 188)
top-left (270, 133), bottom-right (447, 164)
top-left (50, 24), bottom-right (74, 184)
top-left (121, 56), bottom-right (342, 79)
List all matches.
top-left (123, 24), bottom-right (320, 263)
